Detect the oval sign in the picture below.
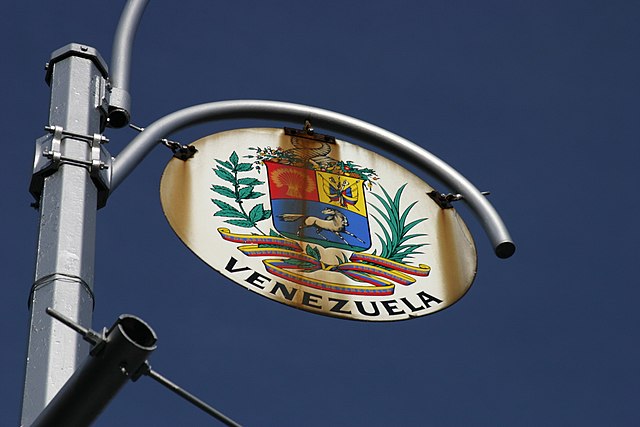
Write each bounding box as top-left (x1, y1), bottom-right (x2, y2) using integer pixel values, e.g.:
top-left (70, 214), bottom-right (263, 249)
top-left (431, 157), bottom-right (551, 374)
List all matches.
top-left (160, 128), bottom-right (477, 321)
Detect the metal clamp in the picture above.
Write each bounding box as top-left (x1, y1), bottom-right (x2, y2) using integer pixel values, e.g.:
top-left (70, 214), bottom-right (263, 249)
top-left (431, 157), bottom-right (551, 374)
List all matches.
top-left (89, 132), bottom-right (111, 177)
top-left (30, 125), bottom-right (113, 209)
top-left (42, 125), bottom-right (64, 167)
top-left (129, 123), bottom-right (197, 160)
top-left (428, 190), bottom-right (491, 209)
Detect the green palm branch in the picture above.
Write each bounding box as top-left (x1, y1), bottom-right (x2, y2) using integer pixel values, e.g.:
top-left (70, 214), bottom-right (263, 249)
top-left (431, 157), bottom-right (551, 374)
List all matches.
top-left (370, 184), bottom-right (428, 263)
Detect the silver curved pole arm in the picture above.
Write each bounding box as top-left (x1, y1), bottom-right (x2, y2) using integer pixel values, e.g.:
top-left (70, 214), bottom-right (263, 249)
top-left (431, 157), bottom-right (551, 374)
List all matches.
top-left (108, 0), bottom-right (150, 128)
top-left (111, 99), bottom-right (515, 258)
top-left (106, 1), bottom-right (514, 258)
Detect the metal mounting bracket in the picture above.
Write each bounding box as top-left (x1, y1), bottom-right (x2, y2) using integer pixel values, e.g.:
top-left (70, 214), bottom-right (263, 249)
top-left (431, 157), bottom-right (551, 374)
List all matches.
top-left (284, 120), bottom-right (336, 144)
top-left (129, 123), bottom-right (197, 161)
top-left (428, 190), bottom-right (491, 209)
top-left (30, 125), bottom-right (113, 209)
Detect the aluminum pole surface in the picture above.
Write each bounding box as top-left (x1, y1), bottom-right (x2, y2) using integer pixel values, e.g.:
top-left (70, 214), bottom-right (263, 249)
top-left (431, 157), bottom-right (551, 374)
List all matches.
top-left (111, 100), bottom-right (515, 258)
top-left (21, 44), bottom-right (107, 426)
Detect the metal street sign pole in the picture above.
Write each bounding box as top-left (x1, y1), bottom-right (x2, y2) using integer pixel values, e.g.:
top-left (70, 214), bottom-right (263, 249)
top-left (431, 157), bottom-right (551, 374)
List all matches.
top-left (21, 1), bottom-right (148, 423)
top-left (22, 44), bottom-right (109, 426)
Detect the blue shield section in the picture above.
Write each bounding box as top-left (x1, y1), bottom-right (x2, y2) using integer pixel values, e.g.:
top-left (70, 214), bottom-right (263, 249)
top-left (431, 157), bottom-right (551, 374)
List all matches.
top-left (272, 199), bottom-right (371, 252)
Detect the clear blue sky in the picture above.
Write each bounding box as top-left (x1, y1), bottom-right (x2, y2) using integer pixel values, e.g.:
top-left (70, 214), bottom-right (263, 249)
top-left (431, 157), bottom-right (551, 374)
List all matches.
top-left (2, 0), bottom-right (639, 425)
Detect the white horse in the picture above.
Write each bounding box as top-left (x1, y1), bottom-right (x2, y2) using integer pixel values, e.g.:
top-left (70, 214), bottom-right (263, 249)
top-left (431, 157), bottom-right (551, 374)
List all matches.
top-left (278, 208), bottom-right (365, 246)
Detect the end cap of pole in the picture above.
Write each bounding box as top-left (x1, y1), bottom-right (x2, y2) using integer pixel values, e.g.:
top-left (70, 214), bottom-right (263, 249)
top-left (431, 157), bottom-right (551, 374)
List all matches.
top-left (107, 87), bottom-right (131, 128)
top-left (495, 241), bottom-right (516, 259)
top-left (45, 43), bottom-right (109, 85)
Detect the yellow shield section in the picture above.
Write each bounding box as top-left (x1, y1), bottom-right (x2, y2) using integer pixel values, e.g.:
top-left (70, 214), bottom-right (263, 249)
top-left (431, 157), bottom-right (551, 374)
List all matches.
top-left (316, 171), bottom-right (367, 215)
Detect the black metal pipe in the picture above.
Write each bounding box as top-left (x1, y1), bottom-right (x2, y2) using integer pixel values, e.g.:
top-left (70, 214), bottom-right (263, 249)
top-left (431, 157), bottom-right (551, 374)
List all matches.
top-left (31, 314), bottom-right (157, 427)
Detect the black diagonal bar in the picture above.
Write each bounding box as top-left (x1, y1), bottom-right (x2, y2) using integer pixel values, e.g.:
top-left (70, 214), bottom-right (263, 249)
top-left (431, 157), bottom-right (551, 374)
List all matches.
top-left (145, 368), bottom-right (242, 427)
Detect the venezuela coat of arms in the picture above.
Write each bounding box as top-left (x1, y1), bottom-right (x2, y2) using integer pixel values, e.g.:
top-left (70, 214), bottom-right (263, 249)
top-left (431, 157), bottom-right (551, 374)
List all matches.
top-left (160, 127), bottom-right (477, 321)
